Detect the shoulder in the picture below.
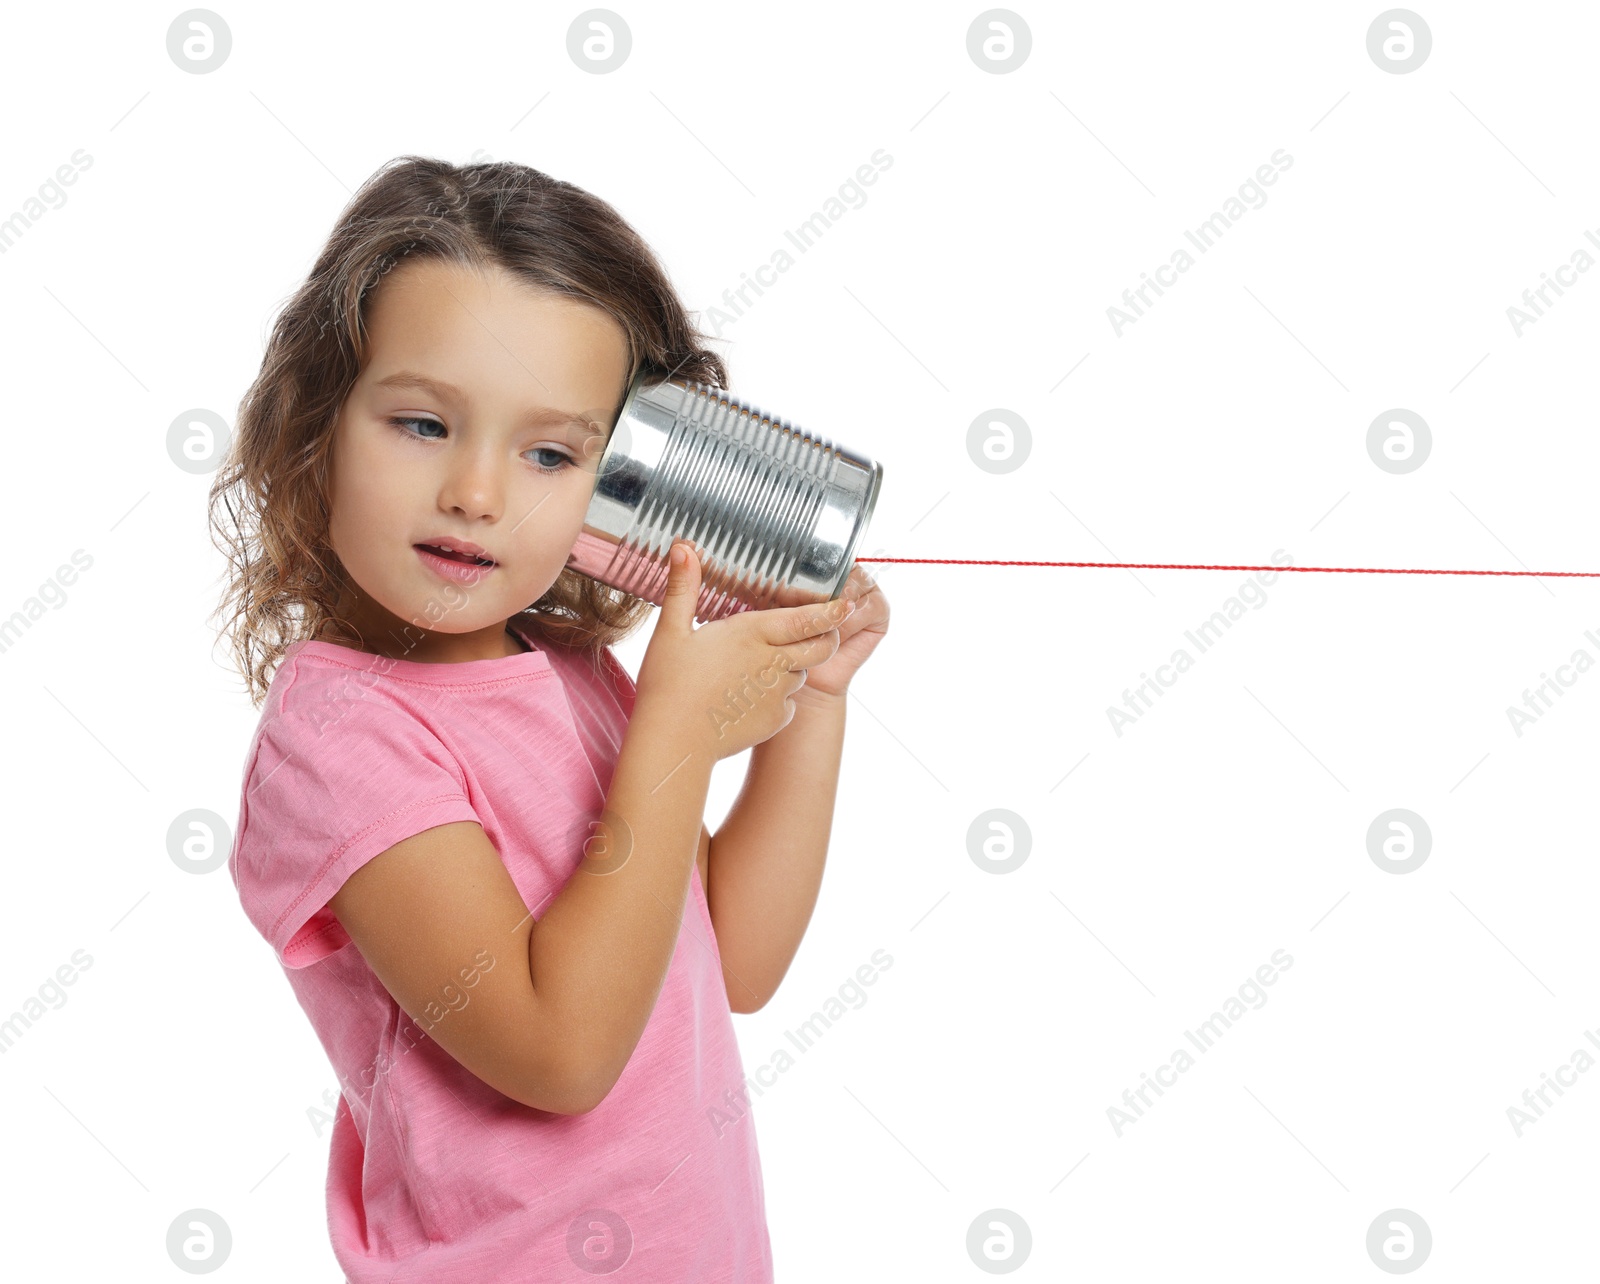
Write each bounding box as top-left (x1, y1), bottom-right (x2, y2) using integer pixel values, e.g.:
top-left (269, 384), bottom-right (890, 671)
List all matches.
top-left (517, 619), bottom-right (637, 713)
top-left (589, 642), bottom-right (637, 701)
top-left (231, 646), bottom-right (480, 962)
top-left (563, 642), bottom-right (638, 718)
top-left (264, 638), bottom-right (396, 718)
top-left (245, 646), bottom-right (464, 790)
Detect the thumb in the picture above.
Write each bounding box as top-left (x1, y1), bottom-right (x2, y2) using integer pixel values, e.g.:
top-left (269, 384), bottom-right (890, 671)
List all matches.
top-left (660, 539), bottom-right (702, 628)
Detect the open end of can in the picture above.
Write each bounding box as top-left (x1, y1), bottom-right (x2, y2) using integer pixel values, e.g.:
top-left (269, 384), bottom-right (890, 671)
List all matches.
top-left (827, 458), bottom-right (885, 599)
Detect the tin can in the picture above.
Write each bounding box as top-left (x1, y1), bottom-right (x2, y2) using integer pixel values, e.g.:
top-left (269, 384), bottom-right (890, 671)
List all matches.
top-left (568, 373), bottom-right (883, 622)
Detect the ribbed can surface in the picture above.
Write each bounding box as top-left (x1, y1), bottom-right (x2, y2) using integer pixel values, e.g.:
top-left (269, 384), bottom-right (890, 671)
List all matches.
top-left (567, 374), bottom-right (883, 622)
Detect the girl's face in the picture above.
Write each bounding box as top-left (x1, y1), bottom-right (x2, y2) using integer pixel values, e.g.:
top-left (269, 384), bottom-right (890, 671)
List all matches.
top-left (324, 256), bottom-right (630, 663)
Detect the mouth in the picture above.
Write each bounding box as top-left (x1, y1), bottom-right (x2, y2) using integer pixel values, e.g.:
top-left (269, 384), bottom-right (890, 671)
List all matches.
top-left (413, 542), bottom-right (497, 567)
top-left (414, 543), bottom-right (499, 583)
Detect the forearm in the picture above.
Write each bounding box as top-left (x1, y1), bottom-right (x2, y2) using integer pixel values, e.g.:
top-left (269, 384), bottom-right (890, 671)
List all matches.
top-left (530, 701), bottom-right (712, 1106)
top-left (707, 692), bottom-right (847, 1012)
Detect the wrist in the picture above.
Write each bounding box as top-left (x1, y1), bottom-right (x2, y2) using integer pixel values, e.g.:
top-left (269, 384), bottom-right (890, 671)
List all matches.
top-left (788, 684), bottom-right (848, 716)
top-left (628, 689), bottom-right (716, 763)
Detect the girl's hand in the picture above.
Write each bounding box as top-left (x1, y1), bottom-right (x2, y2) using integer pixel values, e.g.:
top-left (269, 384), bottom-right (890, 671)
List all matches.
top-left (790, 563), bottom-right (889, 707)
top-left (633, 541), bottom-right (850, 761)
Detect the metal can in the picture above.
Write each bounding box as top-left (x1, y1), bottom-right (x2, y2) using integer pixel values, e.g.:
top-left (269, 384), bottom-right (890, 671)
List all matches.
top-left (568, 372), bottom-right (883, 621)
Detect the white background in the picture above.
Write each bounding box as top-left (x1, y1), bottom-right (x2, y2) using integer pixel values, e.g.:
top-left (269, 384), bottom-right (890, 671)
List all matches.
top-left (2, 0), bottom-right (1597, 1278)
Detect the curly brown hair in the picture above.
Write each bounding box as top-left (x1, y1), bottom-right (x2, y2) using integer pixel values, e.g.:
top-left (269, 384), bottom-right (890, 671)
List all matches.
top-left (208, 155), bottom-right (727, 707)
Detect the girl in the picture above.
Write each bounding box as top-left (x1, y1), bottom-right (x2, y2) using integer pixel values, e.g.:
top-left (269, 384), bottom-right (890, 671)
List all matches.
top-left (210, 155), bottom-right (889, 1282)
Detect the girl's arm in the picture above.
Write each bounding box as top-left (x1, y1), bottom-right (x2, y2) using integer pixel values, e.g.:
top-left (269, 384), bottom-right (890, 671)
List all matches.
top-left (702, 563), bottom-right (888, 1013)
top-left (327, 551), bottom-right (854, 1117)
top-left (704, 690), bottom-right (847, 1013)
top-left (328, 698), bottom-right (714, 1117)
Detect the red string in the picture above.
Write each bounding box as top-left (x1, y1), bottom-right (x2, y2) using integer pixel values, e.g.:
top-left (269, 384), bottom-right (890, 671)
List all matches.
top-left (853, 557), bottom-right (1599, 578)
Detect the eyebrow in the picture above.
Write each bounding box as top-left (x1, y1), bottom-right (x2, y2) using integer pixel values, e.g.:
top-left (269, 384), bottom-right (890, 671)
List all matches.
top-left (373, 371), bottom-right (601, 434)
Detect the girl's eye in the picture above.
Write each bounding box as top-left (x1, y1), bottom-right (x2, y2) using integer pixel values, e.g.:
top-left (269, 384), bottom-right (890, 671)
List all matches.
top-left (389, 415), bottom-right (446, 440)
top-left (387, 417), bottom-right (573, 475)
top-left (524, 447), bottom-right (574, 474)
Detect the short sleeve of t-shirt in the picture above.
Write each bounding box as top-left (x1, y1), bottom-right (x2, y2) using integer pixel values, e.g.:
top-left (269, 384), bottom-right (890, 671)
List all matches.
top-left (230, 693), bottom-right (479, 969)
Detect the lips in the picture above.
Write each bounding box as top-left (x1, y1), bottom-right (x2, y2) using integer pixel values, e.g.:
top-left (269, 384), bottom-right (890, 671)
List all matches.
top-left (416, 545), bottom-right (499, 584)
top-left (414, 538), bottom-right (496, 566)
top-left (417, 545), bottom-right (492, 566)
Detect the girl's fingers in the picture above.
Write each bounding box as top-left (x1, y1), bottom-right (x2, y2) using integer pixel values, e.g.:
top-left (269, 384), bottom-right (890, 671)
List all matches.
top-left (775, 627), bottom-right (842, 671)
top-left (765, 595), bottom-right (852, 645)
top-left (839, 586), bottom-right (882, 626)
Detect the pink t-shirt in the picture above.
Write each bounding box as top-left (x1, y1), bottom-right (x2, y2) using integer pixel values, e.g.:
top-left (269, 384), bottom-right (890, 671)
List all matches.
top-left (228, 620), bottom-right (774, 1282)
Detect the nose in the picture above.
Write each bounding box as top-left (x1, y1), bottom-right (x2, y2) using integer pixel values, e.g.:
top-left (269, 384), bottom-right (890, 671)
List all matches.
top-left (436, 445), bottom-right (505, 523)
